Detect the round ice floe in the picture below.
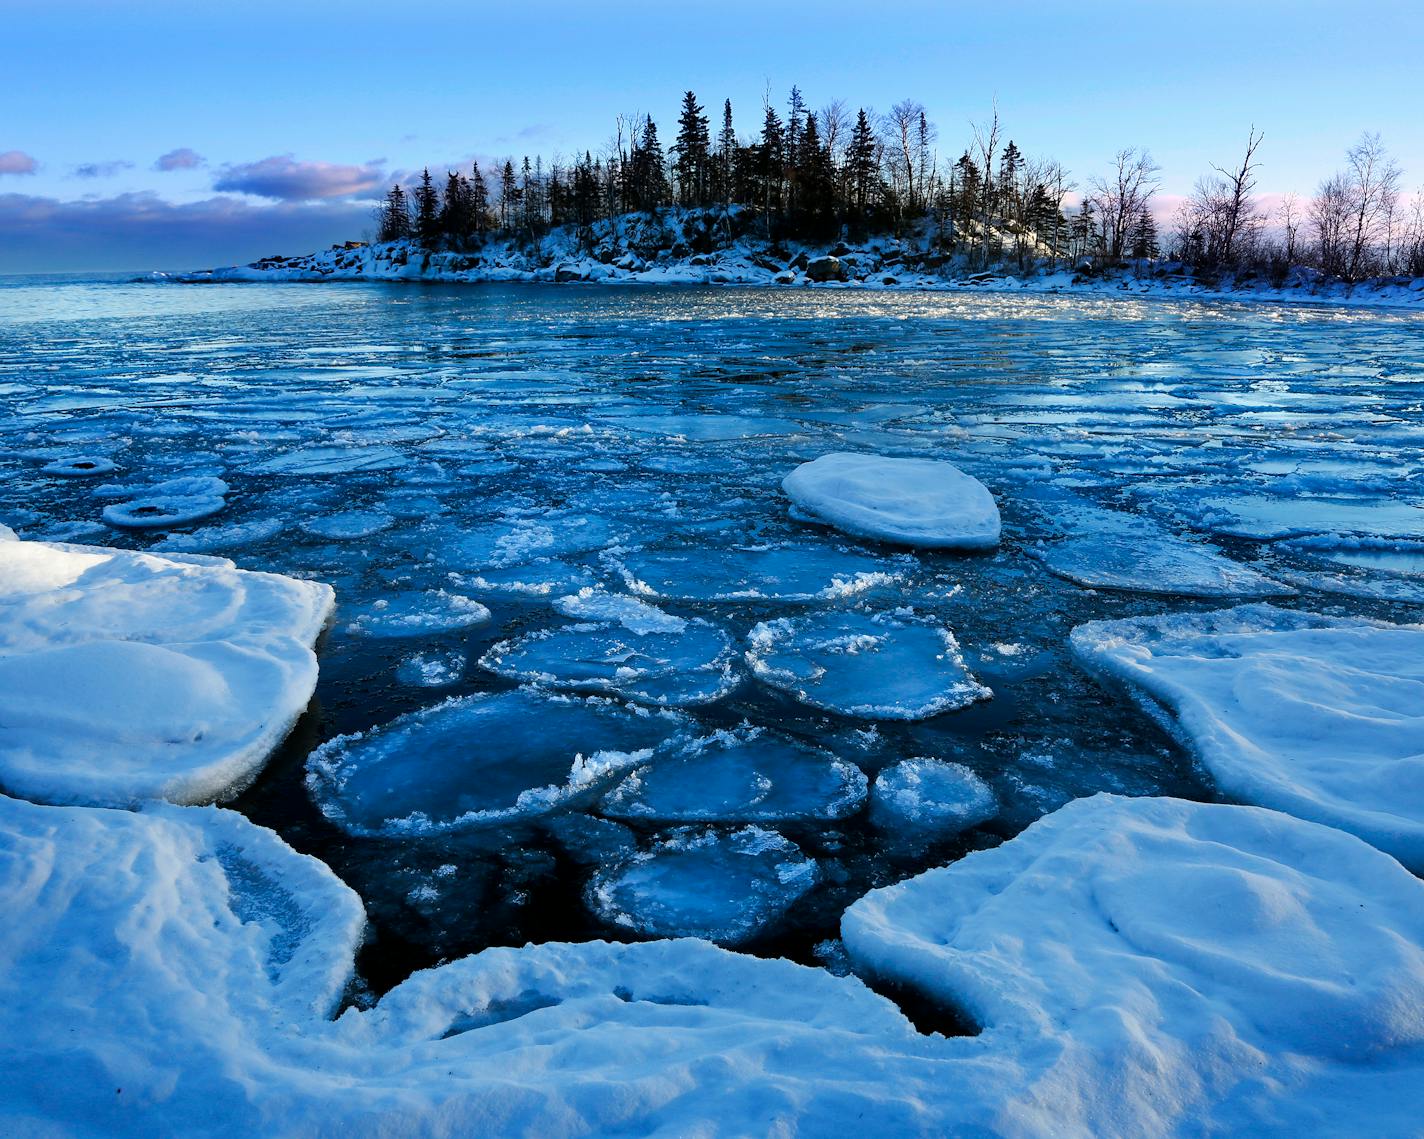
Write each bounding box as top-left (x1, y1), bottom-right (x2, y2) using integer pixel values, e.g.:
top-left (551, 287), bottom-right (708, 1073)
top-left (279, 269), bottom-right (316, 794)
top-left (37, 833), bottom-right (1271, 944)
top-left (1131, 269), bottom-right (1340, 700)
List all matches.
top-left (870, 759), bottom-right (997, 838)
top-left (746, 611), bottom-right (990, 720)
top-left (601, 725), bottom-right (868, 823)
top-left (480, 619), bottom-right (740, 707)
top-left (589, 826), bottom-right (817, 944)
top-left (42, 456), bottom-right (117, 477)
top-left (438, 515), bottom-right (618, 571)
top-left (1036, 536), bottom-right (1292, 598)
top-left (843, 794), bottom-right (1424, 1129)
top-left (103, 494), bottom-right (227, 530)
top-left (303, 510), bottom-right (395, 540)
top-left (249, 444), bottom-right (408, 476)
top-left (616, 544), bottom-right (913, 602)
top-left (783, 453), bottom-right (1000, 549)
top-left (453, 558), bottom-right (598, 598)
top-left (395, 650), bottom-right (466, 688)
top-left (553, 588), bottom-right (686, 634)
top-left (1071, 604), bottom-right (1424, 870)
top-left (307, 690), bottom-right (687, 837)
top-left (345, 590), bottom-right (491, 638)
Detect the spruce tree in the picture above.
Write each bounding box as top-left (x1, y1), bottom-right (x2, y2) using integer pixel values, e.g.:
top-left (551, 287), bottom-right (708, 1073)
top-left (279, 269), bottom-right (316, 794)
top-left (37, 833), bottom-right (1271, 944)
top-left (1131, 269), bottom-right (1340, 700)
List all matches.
top-left (673, 91), bottom-right (711, 208)
top-left (377, 183), bottom-right (412, 242)
top-left (413, 168), bottom-right (440, 247)
top-left (846, 109), bottom-right (878, 218)
top-left (715, 100), bottom-right (736, 207)
top-left (630, 115), bottom-right (669, 211)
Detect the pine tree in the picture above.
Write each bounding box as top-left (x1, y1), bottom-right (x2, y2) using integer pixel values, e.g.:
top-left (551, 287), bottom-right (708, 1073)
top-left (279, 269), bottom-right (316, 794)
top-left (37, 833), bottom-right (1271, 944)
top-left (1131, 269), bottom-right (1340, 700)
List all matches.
top-left (413, 168), bottom-right (440, 247)
top-left (673, 91), bottom-right (711, 208)
top-left (1131, 206), bottom-right (1159, 259)
top-left (630, 115), bottom-right (669, 211)
top-left (846, 109), bottom-right (878, 218)
top-left (377, 183), bottom-right (412, 242)
top-left (469, 162), bottom-right (490, 235)
top-left (714, 99), bottom-right (737, 207)
top-left (758, 103), bottom-right (784, 221)
top-left (499, 161), bottom-right (517, 230)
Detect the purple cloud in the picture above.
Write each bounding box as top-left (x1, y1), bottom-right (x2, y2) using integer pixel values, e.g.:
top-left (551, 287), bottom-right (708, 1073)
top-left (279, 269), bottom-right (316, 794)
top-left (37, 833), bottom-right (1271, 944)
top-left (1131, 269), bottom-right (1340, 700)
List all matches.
top-left (213, 154), bottom-right (386, 201)
top-left (73, 160), bottom-right (135, 179)
top-left (155, 148), bottom-right (205, 172)
top-left (0, 190), bottom-right (374, 273)
top-left (0, 150), bottom-right (38, 176)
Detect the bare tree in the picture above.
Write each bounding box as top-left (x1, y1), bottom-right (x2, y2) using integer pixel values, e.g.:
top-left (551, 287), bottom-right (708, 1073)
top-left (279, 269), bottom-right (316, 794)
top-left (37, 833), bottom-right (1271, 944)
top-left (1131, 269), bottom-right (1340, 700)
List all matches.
top-left (1087, 147), bottom-right (1161, 261)
top-left (1211, 127), bottom-right (1265, 265)
top-left (1311, 171), bottom-right (1353, 277)
top-left (1344, 133), bottom-right (1402, 279)
top-left (883, 99), bottom-right (926, 219)
top-left (970, 103), bottom-right (1002, 265)
top-left (1277, 191), bottom-right (1301, 265)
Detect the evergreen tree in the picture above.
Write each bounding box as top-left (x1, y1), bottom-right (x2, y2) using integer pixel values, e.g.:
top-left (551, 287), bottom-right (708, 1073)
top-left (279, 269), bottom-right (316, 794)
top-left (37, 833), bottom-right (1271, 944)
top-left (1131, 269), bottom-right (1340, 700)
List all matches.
top-left (757, 103), bottom-right (784, 220)
top-left (499, 161), bottom-right (518, 230)
top-left (846, 109), bottom-right (878, 218)
top-left (1131, 206), bottom-right (1159, 259)
top-left (413, 168), bottom-right (441, 247)
top-left (377, 183), bottom-right (412, 242)
top-left (714, 99), bottom-right (736, 207)
top-left (469, 162), bottom-right (490, 234)
top-left (630, 115), bottom-right (669, 211)
top-left (673, 91), bottom-right (711, 208)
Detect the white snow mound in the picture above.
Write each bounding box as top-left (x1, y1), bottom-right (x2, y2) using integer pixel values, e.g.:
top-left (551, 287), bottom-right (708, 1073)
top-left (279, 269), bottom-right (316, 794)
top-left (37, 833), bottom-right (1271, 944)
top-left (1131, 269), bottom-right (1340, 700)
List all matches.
top-left (0, 538), bottom-right (333, 806)
top-left (1070, 604), bottom-right (1424, 870)
top-left (783, 452), bottom-right (1001, 549)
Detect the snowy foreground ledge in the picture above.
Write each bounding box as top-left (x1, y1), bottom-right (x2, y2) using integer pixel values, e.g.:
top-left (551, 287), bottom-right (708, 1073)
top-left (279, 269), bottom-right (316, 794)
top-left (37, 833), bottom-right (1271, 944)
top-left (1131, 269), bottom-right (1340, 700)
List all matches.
top-left (1070, 604), bottom-right (1424, 871)
top-left (4, 793), bottom-right (1423, 1136)
top-left (0, 534), bottom-right (332, 806)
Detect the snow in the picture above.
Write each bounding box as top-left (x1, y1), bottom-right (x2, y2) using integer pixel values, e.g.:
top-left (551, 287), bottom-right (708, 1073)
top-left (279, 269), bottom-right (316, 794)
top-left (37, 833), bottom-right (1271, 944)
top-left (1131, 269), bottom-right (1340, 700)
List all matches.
top-left (870, 758), bottom-right (998, 838)
top-left (306, 689), bottom-right (688, 836)
top-left (588, 825), bottom-right (818, 944)
top-left (480, 619), bottom-right (740, 707)
top-left (783, 452), bottom-right (1001, 549)
top-left (552, 586), bottom-right (687, 634)
top-left (1070, 604), bottom-right (1424, 870)
top-left (41, 456), bottom-right (117, 477)
top-left (842, 793), bottom-right (1424, 1137)
top-left (747, 610), bottom-right (991, 719)
top-left (0, 538), bottom-right (332, 806)
top-left (600, 725), bottom-right (868, 823)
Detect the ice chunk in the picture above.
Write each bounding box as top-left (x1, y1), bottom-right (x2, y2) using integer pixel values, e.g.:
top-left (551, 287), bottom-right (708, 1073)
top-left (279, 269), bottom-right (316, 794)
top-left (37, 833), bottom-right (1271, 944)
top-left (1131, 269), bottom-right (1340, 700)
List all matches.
top-left (102, 493), bottom-right (227, 529)
top-left (249, 444), bottom-right (408, 475)
top-left (42, 456), bottom-right (117, 477)
top-left (395, 650), bottom-right (466, 688)
top-left (616, 544), bottom-right (913, 602)
top-left (344, 590), bottom-right (490, 638)
top-left (452, 558), bottom-right (597, 598)
top-left (0, 538), bottom-right (332, 806)
top-left (438, 515), bottom-right (617, 570)
top-left (480, 619), bottom-right (740, 707)
top-left (1071, 605), bottom-right (1424, 869)
top-left (307, 689), bottom-right (687, 837)
top-left (302, 510), bottom-right (395, 540)
top-left (1182, 493), bottom-right (1424, 541)
top-left (870, 758), bottom-right (997, 837)
top-left (588, 826), bottom-right (817, 944)
top-left (553, 587), bottom-right (687, 634)
top-left (601, 725), bottom-right (868, 823)
top-left (747, 611), bottom-right (991, 720)
top-left (783, 453), bottom-right (1000, 549)
top-left (843, 794), bottom-right (1424, 1133)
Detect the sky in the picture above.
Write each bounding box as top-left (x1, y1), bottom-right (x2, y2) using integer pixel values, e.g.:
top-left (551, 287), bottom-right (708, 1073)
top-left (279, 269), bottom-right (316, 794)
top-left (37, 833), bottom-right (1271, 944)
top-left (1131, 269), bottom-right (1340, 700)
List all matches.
top-left (3, 0), bottom-right (1422, 273)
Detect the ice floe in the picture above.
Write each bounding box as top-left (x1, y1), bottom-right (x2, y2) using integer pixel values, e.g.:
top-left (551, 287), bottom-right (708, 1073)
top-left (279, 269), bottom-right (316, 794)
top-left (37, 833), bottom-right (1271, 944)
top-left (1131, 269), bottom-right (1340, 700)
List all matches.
top-left (41, 456), bottom-right (117, 477)
top-left (870, 758), bottom-right (997, 838)
top-left (0, 538), bottom-right (331, 806)
top-left (843, 793), bottom-right (1424, 1137)
top-left (616, 543), bottom-right (913, 602)
top-left (588, 825), bottom-right (817, 943)
top-left (783, 452), bottom-right (1000, 549)
top-left (600, 725), bottom-right (868, 823)
top-left (481, 618), bottom-right (740, 707)
top-left (307, 689), bottom-right (687, 836)
top-left (344, 590), bottom-right (491, 638)
top-left (747, 610), bottom-right (991, 719)
top-left (1071, 604), bottom-right (1424, 869)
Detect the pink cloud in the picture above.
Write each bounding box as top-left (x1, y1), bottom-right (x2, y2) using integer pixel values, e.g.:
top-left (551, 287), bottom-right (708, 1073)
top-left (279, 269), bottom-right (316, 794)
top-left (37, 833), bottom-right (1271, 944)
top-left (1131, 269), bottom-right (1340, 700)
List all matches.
top-left (214, 154), bottom-right (386, 201)
top-left (155, 148), bottom-right (205, 172)
top-left (0, 150), bottom-right (38, 176)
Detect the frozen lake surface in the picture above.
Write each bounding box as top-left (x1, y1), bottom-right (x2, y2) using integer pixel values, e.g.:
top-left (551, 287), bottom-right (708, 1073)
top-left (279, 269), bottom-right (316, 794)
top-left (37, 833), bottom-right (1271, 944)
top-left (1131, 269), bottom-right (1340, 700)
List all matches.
top-left (3, 276), bottom-right (1422, 990)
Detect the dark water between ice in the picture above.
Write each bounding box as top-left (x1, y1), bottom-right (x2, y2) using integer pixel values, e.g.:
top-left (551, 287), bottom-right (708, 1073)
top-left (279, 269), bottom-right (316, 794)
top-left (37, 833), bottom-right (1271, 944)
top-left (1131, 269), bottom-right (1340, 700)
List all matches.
top-left (3, 276), bottom-right (1421, 995)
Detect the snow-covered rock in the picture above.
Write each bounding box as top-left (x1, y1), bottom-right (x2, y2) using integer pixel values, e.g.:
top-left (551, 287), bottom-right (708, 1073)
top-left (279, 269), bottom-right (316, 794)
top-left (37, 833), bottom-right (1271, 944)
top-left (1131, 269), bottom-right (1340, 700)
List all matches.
top-left (1070, 604), bottom-right (1424, 870)
top-left (307, 689), bottom-right (687, 836)
top-left (870, 758), bottom-right (997, 838)
top-left (843, 793), bottom-right (1424, 1137)
top-left (0, 538), bottom-right (332, 806)
top-left (600, 725), bottom-right (867, 823)
top-left (783, 452), bottom-right (1001, 549)
top-left (747, 610), bottom-right (991, 719)
top-left (588, 826), bottom-right (818, 943)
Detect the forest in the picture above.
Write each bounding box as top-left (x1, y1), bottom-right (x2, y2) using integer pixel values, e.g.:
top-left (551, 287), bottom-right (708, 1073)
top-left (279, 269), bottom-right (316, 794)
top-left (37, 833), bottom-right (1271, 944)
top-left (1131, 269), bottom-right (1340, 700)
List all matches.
top-left (375, 88), bottom-right (1424, 281)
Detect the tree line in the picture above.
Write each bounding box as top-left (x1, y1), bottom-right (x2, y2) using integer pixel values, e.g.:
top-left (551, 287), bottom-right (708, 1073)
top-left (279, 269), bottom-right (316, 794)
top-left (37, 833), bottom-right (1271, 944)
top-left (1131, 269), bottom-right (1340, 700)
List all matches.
top-left (375, 88), bottom-right (1423, 282)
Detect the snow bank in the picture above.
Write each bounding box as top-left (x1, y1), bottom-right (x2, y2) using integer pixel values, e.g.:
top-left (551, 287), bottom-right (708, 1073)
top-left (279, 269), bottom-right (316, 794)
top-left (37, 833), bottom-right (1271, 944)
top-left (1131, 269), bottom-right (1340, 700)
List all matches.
top-left (843, 793), bottom-right (1424, 1137)
top-left (1070, 605), bottom-right (1424, 869)
top-left (783, 453), bottom-right (1001, 549)
top-left (0, 538), bottom-right (332, 806)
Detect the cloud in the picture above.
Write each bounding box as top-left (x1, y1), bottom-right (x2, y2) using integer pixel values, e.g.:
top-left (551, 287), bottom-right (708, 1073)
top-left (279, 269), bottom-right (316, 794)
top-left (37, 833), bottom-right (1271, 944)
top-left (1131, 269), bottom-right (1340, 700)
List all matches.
top-left (73, 160), bottom-right (136, 179)
top-left (0, 150), bottom-right (38, 176)
top-left (213, 154), bottom-right (386, 201)
top-left (155, 148), bottom-right (205, 172)
top-left (0, 190), bottom-right (375, 274)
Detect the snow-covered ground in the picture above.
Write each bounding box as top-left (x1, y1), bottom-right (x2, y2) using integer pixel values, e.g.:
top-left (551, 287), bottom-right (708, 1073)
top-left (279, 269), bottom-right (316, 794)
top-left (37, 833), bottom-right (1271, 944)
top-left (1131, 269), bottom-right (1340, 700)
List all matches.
top-left (170, 209), bottom-right (1424, 311)
top-left (3, 275), bottom-right (1424, 1133)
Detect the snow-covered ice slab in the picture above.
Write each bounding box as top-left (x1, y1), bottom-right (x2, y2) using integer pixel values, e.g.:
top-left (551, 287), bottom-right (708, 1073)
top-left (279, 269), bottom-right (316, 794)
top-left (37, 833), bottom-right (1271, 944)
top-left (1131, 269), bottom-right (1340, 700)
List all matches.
top-left (783, 453), bottom-right (1000, 549)
top-left (1071, 605), bottom-right (1424, 869)
top-left (870, 758), bottom-right (997, 838)
top-left (600, 725), bottom-right (868, 823)
top-left (481, 618), bottom-right (740, 707)
top-left (1176, 493), bottom-right (1424, 541)
top-left (589, 826), bottom-right (817, 943)
top-left (843, 794), bottom-right (1424, 1137)
top-left (616, 543), bottom-right (913, 602)
top-left (0, 538), bottom-right (332, 806)
top-left (343, 590), bottom-right (490, 638)
top-left (307, 689), bottom-right (687, 836)
top-left (747, 610), bottom-right (991, 720)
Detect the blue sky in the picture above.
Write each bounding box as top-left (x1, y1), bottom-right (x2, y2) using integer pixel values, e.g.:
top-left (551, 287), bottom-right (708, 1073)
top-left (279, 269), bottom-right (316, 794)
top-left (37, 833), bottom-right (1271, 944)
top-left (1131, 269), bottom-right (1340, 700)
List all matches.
top-left (4, 0), bottom-right (1422, 272)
